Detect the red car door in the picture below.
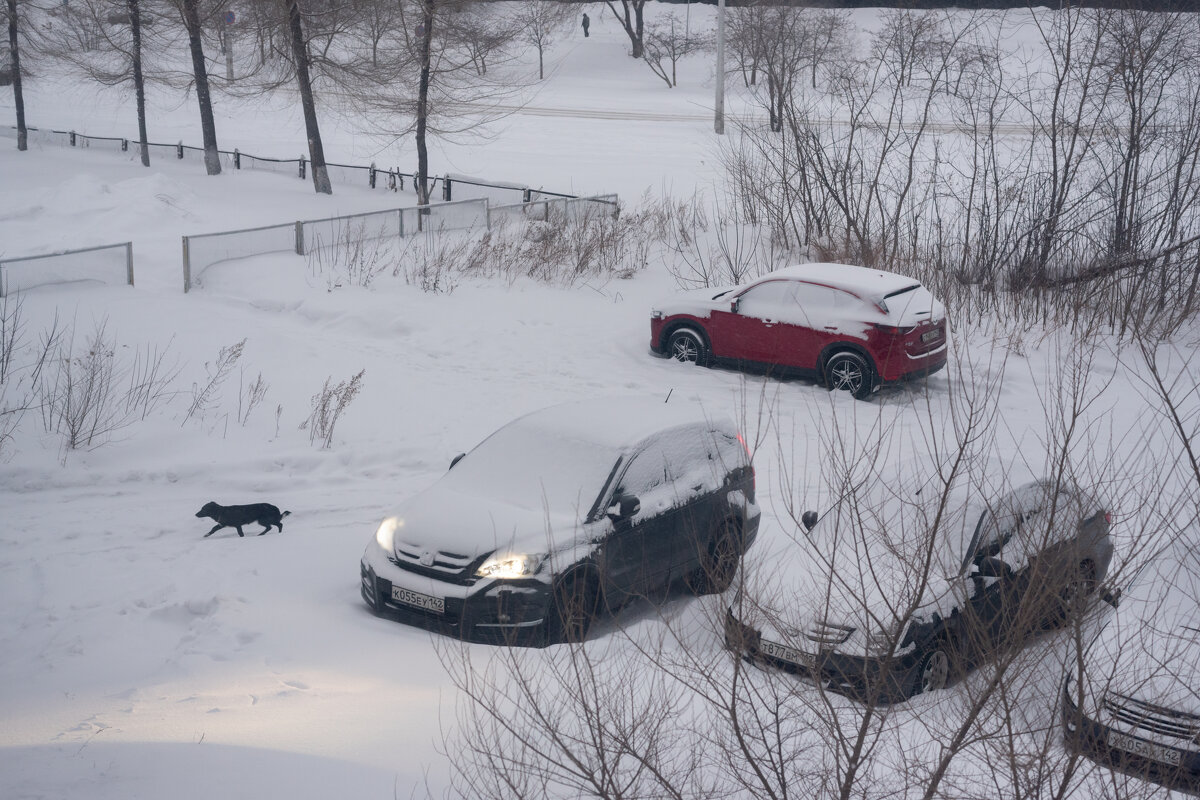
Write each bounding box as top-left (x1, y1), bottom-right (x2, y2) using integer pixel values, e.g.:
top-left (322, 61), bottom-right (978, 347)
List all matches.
top-left (708, 280), bottom-right (814, 368)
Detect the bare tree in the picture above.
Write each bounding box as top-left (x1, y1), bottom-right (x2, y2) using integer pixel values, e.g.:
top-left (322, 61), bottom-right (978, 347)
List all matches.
top-left (606, 0), bottom-right (646, 59)
top-left (176, 0), bottom-right (222, 174)
top-left (514, 0), bottom-right (573, 81)
top-left (284, 0), bottom-right (332, 193)
top-left (4, 0), bottom-right (27, 150)
top-left (643, 16), bottom-right (709, 89)
top-left (38, 0), bottom-right (158, 166)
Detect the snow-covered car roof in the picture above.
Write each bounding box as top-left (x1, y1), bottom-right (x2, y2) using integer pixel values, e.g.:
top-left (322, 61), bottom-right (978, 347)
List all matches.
top-left (754, 263), bottom-right (921, 303)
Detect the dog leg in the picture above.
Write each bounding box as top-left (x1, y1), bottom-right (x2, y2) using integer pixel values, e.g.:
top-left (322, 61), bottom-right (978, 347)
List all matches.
top-left (204, 524), bottom-right (224, 537)
top-left (258, 524), bottom-right (271, 536)
top-left (236, 526), bottom-right (245, 537)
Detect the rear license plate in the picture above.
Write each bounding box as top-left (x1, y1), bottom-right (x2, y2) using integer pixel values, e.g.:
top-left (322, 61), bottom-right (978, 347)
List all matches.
top-left (1108, 730), bottom-right (1182, 767)
top-left (921, 329), bottom-right (941, 343)
top-left (759, 639), bottom-right (806, 667)
top-left (391, 586), bottom-right (444, 614)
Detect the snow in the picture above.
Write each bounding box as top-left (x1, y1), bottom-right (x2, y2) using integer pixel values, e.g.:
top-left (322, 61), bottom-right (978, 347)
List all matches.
top-left (2, 3), bottom-right (1199, 798)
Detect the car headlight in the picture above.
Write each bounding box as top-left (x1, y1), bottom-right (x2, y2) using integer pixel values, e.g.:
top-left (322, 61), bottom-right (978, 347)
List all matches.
top-left (475, 553), bottom-right (542, 579)
top-left (375, 517), bottom-right (400, 551)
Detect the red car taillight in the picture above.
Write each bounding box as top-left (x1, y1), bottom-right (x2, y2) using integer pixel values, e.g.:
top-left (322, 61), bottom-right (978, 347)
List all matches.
top-left (873, 323), bottom-right (916, 335)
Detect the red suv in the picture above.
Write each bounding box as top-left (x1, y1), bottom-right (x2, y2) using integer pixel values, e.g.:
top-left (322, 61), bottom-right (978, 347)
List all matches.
top-left (650, 263), bottom-right (947, 399)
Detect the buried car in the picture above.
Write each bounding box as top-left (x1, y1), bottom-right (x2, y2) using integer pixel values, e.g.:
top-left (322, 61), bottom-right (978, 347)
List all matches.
top-left (725, 477), bottom-right (1112, 702)
top-left (361, 397), bottom-right (760, 645)
top-left (1062, 527), bottom-right (1200, 792)
top-left (649, 263), bottom-right (947, 399)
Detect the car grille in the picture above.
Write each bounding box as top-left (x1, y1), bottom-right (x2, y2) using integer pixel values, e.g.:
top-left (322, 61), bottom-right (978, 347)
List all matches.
top-left (804, 620), bottom-right (855, 646)
top-left (1104, 692), bottom-right (1200, 742)
top-left (390, 542), bottom-right (482, 585)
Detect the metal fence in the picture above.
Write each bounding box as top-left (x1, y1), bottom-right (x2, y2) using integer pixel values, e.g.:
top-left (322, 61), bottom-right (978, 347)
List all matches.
top-left (3, 125), bottom-right (577, 203)
top-left (182, 222), bottom-right (299, 293)
top-left (488, 194), bottom-right (620, 227)
top-left (0, 242), bottom-right (134, 296)
top-left (182, 195), bottom-right (618, 292)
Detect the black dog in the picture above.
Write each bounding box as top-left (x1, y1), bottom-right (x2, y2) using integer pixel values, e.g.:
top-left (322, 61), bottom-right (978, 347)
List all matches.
top-left (196, 501), bottom-right (290, 538)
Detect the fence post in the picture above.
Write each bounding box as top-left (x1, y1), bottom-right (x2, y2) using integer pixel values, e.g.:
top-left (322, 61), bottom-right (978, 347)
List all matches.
top-left (398, 209), bottom-right (404, 238)
top-left (125, 242), bottom-right (135, 287)
top-left (177, 142), bottom-right (184, 159)
top-left (70, 130), bottom-right (76, 146)
top-left (299, 157), bottom-right (306, 180)
top-left (295, 221), bottom-right (305, 255)
top-left (443, 178), bottom-right (452, 202)
top-left (182, 237), bottom-right (191, 293)
top-left (523, 188), bottom-right (531, 204)
top-left (234, 149), bottom-right (241, 169)
top-left (121, 139), bottom-right (128, 152)
top-left (369, 163), bottom-right (376, 189)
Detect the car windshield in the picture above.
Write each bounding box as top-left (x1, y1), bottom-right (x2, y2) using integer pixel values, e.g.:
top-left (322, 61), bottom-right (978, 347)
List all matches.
top-left (443, 422), bottom-right (622, 519)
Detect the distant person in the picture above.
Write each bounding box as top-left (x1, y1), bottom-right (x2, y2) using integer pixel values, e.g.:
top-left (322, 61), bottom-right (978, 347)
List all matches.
top-left (582, 13), bottom-right (590, 38)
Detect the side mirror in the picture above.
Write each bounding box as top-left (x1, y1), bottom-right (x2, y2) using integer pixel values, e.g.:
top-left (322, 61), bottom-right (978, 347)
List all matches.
top-left (449, 452), bottom-right (466, 470)
top-left (730, 298), bottom-right (740, 313)
top-left (607, 494), bottom-right (641, 522)
top-left (976, 556), bottom-right (1014, 579)
top-left (801, 511), bottom-right (818, 532)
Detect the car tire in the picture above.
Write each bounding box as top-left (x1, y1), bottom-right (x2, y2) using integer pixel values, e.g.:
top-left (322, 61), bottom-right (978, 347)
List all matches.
top-left (666, 327), bottom-right (709, 366)
top-left (824, 351), bottom-right (876, 400)
top-left (549, 573), bottom-right (600, 644)
top-left (686, 518), bottom-right (742, 596)
top-left (910, 642), bottom-right (953, 698)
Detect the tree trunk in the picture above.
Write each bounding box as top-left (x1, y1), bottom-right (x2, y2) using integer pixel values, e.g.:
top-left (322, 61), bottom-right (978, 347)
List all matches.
top-left (286, 0), bottom-right (330, 194)
top-left (6, 0), bottom-right (26, 151)
top-left (129, 0), bottom-right (150, 166)
top-left (605, 0), bottom-right (645, 59)
top-left (415, 0), bottom-right (434, 205)
top-left (181, 0), bottom-right (222, 175)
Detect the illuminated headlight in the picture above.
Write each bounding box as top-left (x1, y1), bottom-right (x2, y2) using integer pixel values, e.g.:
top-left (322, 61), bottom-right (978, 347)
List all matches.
top-left (475, 553), bottom-right (542, 580)
top-left (375, 517), bottom-right (400, 551)
top-left (863, 620), bottom-right (909, 657)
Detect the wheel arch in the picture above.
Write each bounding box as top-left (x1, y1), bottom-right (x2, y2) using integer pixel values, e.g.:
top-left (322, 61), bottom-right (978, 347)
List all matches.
top-left (818, 341), bottom-right (877, 374)
top-left (661, 319), bottom-right (712, 353)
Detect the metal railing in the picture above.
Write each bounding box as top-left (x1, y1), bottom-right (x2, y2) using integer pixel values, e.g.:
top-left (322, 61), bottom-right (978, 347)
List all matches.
top-left (0, 241), bottom-right (134, 296)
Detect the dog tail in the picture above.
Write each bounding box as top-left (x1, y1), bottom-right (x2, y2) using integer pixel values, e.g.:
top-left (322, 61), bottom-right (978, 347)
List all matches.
top-left (282, 510), bottom-right (292, 518)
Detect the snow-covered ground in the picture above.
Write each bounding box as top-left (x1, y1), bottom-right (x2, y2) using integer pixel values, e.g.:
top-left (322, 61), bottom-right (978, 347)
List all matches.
top-left (2, 4), bottom-right (1197, 798)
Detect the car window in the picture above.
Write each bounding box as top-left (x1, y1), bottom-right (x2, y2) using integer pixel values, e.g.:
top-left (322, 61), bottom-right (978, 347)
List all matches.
top-left (736, 281), bottom-right (803, 321)
top-left (615, 427), bottom-right (726, 517)
top-left (793, 282), bottom-right (856, 311)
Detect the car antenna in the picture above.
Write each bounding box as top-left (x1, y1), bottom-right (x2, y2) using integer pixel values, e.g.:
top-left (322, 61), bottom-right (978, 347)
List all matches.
top-left (664, 388), bottom-right (673, 403)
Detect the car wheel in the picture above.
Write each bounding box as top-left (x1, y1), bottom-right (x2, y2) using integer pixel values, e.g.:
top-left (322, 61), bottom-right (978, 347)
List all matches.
top-left (1048, 560), bottom-right (1097, 628)
top-left (666, 328), bottom-right (708, 366)
top-left (550, 574), bottom-right (600, 644)
top-left (686, 519), bottom-right (742, 596)
top-left (824, 351), bottom-right (875, 400)
top-left (911, 644), bottom-right (952, 697)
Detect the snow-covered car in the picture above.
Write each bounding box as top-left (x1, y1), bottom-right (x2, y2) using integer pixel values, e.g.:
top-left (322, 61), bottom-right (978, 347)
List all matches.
top-left (1062, 528), bottom-right (1200, 791)
top-left (724, 478), bottom-right (1112, 702)
top-left (361, 397), bottom-right (760, 646)
top-left (649, 263), bottom-right (948, 399)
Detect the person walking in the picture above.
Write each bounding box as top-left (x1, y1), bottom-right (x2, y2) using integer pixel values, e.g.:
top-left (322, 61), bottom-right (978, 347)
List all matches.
top-left (581, 12), bottom-right (590, 37)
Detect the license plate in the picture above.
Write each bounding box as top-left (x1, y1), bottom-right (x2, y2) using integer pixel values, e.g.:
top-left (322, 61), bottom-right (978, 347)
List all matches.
top-left (1108, 730), bottom-right (1182, 767)
top-left (921, 329), bottom-right (941, 343)
top-left (391, 586), bottom-right (444, 614)
top-left (759, 639), bottom-right (806, 667)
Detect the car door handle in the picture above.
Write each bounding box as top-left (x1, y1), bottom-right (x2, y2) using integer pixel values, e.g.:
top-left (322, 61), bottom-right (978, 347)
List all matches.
top-left (824, 325), bottom-right (838, 330)
top-left (762, 320), bottom-right (776, 326)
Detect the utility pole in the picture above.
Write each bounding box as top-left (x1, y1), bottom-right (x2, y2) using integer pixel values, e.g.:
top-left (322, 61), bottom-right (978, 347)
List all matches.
top-left (714, 0), bottom-right (725, 134)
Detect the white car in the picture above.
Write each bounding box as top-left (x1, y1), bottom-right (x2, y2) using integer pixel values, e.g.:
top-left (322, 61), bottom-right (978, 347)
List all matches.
top-left (726, 476), bottom-right (1112, 702)
top-left (1063, 527), bottom-right (1200, 791)
top-left (361, 397), bottom-right (760, 646)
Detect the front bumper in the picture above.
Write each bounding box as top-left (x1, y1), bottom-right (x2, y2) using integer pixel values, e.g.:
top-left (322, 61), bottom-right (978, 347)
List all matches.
top-left (361, 557), bottom-right (553, 647)
top-left (1062, 686), bottom-right (1200, 792)
top-left (723, 609), bottom-right (921, 702)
